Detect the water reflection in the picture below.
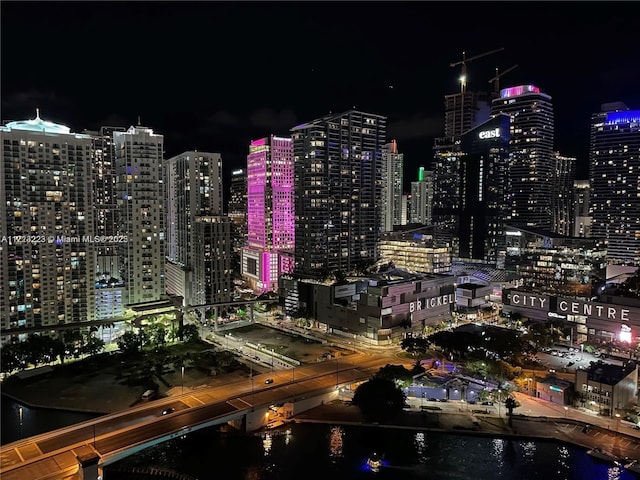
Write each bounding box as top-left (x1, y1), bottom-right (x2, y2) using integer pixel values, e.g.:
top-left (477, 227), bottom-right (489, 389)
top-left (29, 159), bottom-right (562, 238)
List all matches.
top-left (414, 431), bottom-right (427, 463)
top-left (607, 465), bottom-right (624, 480)
top-left (491, 438), bottom-right (505, 472)
top-left (521, 441), bottom-right (537, 464)
top-left (328, 426), bottom-right (344, 459)
top-left (262, 432), bottom-right (272, 456)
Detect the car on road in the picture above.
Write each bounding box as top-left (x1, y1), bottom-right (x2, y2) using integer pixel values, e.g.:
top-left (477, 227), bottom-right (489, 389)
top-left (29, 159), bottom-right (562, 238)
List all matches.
top-left (481, 401), bottom-right (494, 406)
top-left (161, 407), bottom-right (175, 415)
top-left (264, 378), bottom-right (274, 384)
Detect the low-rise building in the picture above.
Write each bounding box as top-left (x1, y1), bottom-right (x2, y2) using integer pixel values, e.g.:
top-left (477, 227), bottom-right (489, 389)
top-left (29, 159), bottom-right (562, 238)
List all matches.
top-left (279, 269), bottom-right (455, 344)
top-left (575, 361), bottom-right (638, 416)
top-left (536, 376), bottom-right (572, 406)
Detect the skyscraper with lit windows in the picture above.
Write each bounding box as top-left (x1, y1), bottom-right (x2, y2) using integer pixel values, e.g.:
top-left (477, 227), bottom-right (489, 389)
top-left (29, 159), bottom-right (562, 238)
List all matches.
top-left (410, 167), bottom-right (433, 225)
top-left (114, 125), bottom-right (165, 306)
top-left (291, 110), bottom-right (386, 277)
top-left (241, 136), bottom-right (294, 292)
top-left (166, 151), bottom-right (231, 305)
top-left (589, 103), bottom-right (640, 266)
top-left (1, 113), bottom-right (95, 343)
top-left (491, 84), bottom-right (555, 231)
top-left (381, 140), bottom-right (404, 231)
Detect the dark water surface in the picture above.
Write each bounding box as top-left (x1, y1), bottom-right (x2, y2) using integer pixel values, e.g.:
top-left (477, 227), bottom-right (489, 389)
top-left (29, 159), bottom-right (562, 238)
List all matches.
top-left (1, 394), bottom-right (101, 445)
top-left (103, 423), bottom-right (636, 480)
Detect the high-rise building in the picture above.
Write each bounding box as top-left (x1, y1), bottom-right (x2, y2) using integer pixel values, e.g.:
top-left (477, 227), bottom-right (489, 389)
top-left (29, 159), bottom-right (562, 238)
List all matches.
top-left (432, 137), bottom-right (462, 254)
top-left (291, 110), bottom-right (386, 276)
top-left (381, 140), bottom-right (404, 231)
top-left (491, 85), bottom-right (555, 230)
top-left (444, 91), bottom-right (493, 138)
top-left (228, 168), bottom-right (247, 253)
top-left (1, 113), bottom-right (96, 343)
top-left (192, 216), bottom-right (232, 306)
top-left (458, 114), bottom-right (511, 265)
top-left (84, 126), bottom-right (126, 320)
top-left (166, 151), bottom-right (231, 304)
top-left (589, 103), bottom-right (640, 266)
top-left (410, 167), bottom-right (433, 225)
top-left (114, 125), bottom-right (165, 306)
top-left (241, 136), bottom-right (295, 292)
top-left (401, 194), bottom-right (409, 226)
top-left (552, 152), bottom-right (576, 236)
top-left (573, 179), bottom-right (591, 238)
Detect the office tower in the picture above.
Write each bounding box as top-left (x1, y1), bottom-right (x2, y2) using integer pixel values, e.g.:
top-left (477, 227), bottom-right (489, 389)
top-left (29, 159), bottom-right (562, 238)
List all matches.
top-left (114, 125), bottom-right (165, 306)
top-left (1, 113), bottom-right (95, 342)
top-left (241, 136), bottom-right (294, 292)
top-left (381, 140), bottom-right (404, 231)
top-left (291, 110), bottom-right (386, 276)
top-left (410, 167), bottom-right (433, 225)
top-left (491, 85), bottom-right (555, 230)
top-left (228, 168), bottom-right (247, 253)
top-left (84, 126), bottom-right (126, 319)
top-left (553, 152), bottom-right (576, 236)
top-left (166, 151), bottom-right (231, 304)
top-left (573, 179), bottom-right (591, 238)
top-left (459, 114), bottom-right (511, 265)
top-left (589, 103), bottom-right (640, 266)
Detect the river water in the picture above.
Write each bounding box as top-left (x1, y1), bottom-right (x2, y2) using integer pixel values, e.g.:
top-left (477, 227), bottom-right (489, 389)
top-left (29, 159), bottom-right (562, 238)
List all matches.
top-left (1, 396), bottom-right (635, 480)
top-left (102, 422), bottom-right (636, 480)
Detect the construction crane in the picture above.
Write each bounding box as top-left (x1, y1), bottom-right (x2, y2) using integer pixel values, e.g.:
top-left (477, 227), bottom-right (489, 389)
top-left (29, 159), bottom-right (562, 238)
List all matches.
top-left (488, 64), bottom-right (519, 93)
top-left (450, 47), bottom-right (504, 93)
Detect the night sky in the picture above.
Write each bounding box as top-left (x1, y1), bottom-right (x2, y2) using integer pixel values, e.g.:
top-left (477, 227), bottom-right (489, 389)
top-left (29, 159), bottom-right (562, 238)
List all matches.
top-left (2, 1), bottom-right (639, 189)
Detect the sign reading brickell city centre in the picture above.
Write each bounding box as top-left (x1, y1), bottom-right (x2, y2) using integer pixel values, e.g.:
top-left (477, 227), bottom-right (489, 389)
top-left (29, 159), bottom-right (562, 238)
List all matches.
top-left (505, 290), bottom-right (639, 322)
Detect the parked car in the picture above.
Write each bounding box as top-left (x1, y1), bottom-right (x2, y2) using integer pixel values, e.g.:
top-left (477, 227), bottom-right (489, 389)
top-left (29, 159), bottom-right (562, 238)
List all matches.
top-left (264, 378), bottom-right (274, 384)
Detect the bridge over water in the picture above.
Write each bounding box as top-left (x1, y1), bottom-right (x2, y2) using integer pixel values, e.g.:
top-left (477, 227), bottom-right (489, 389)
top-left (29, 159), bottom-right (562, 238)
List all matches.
top-left (0, 355), bottom-right (385, 480)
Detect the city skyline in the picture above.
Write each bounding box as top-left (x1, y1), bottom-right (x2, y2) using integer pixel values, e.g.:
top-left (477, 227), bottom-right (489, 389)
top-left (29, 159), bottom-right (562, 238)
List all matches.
top-left (2, 1), bottom-right (640, 187)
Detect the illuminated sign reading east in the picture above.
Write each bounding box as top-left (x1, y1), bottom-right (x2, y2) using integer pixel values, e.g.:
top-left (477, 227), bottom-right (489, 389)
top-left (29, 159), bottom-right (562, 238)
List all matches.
top-left (478, 128), bottom-right (500, 139)
top-left (509, 292), bottom-right (632, 321)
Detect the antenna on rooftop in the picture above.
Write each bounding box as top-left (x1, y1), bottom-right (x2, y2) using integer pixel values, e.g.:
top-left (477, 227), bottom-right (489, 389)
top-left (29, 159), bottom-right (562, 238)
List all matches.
top-left (137, 115), bottom-right (141, 126)
top-left (35, 108), bottom-right (41, 120)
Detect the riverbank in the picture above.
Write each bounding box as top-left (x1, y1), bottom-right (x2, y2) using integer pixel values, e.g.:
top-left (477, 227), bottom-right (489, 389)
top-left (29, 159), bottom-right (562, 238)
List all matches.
top-left (294, 401), bottom-right (640, 465)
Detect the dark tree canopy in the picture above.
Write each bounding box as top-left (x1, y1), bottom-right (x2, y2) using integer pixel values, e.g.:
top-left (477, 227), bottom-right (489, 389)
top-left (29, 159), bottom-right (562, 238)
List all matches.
top-left (351, 377), bottom-right (406, 423)
top-left (376, 364), bottom-right (413, 384)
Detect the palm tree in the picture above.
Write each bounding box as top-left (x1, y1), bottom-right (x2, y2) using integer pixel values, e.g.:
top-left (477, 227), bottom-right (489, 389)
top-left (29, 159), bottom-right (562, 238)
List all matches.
top-left (504, 396), bottom-right (518, 427)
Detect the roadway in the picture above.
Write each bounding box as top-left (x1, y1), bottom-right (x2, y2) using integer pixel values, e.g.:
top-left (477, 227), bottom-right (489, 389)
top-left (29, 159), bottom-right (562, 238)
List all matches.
top-left (0, 354), bottom-right (390, 480)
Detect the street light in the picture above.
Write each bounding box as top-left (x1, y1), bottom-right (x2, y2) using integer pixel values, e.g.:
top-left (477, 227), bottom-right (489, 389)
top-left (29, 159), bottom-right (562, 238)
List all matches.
top-left (564, 406), bottom-right (568, 419)
top-left (181, 366), bottom-right (185, 395)
top-left (615, 413), bottom-right (621, 436)
top-left (498, 389), bottom-right (502, 417)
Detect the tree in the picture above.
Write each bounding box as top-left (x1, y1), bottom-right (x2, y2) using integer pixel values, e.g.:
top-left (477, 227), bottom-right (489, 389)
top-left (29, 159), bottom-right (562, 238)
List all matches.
top-left (375, 364), bottom-right (413, 387)
top-left (1, 345), bottom-right (21, 375)
top-left (351, 377), bottom-right (406, 423)
top-left (179, 324), bottom-right (200, 343)
top-left (147, 323), bottom-right (167, 348)
top-left (117, 331), bottom-right (142, 355)
top-left (82, 336), bottom-right (105, 356)
top-left (504, 396), bottom-right (519, 427)
top-left (400, 336), bottom-right (431, 356)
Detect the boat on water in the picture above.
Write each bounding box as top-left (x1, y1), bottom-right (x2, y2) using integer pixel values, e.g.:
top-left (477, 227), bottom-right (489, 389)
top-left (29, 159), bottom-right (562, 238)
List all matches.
top-left (366, 452), bottom-right (383, 473)
top-left (586, 447), bottom-right (621, 465)
top-left (624, 459), bottom-right (640, 474)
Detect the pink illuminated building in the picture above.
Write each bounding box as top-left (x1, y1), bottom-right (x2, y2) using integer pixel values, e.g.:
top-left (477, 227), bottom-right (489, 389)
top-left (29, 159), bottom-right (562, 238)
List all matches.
top-left (241, 135), bottom-right (294, 292)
